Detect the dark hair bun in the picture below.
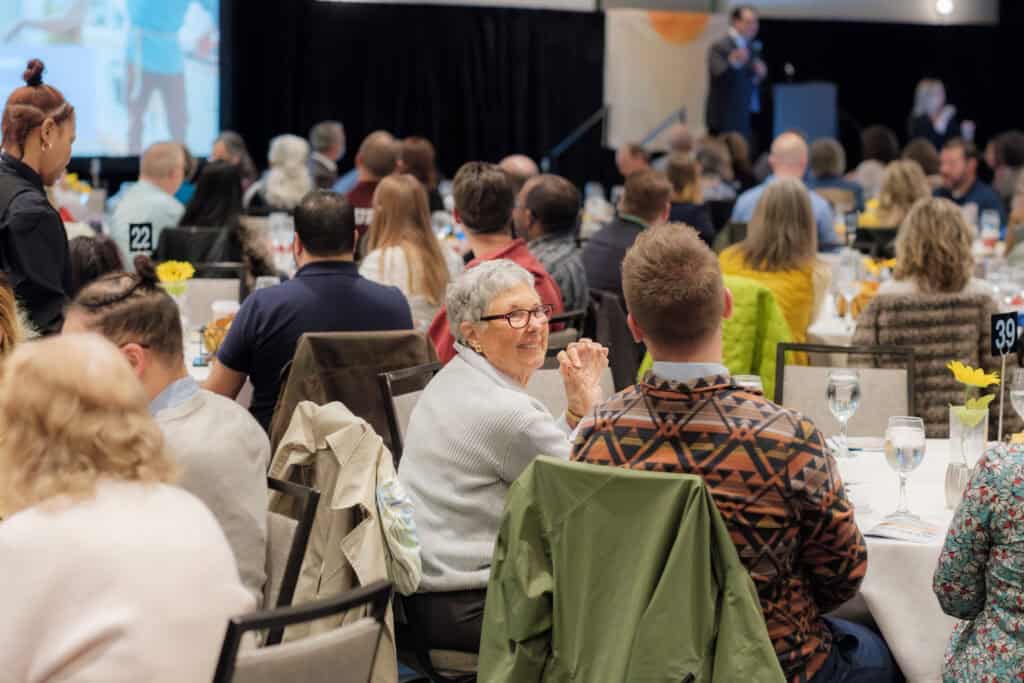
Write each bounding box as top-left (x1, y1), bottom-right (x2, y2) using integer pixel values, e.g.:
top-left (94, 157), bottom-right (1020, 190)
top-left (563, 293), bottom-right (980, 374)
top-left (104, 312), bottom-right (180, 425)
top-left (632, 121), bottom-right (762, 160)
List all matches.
top-left (23, 59), bottom-right (45, 87)
top-left (133, 255), bottom-right (159, 287)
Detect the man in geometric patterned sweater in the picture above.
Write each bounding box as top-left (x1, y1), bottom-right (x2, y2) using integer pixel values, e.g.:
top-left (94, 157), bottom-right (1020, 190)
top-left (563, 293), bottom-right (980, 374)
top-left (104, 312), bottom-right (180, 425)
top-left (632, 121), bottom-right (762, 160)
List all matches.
top-left (572, 225), bottom-right (897, 683)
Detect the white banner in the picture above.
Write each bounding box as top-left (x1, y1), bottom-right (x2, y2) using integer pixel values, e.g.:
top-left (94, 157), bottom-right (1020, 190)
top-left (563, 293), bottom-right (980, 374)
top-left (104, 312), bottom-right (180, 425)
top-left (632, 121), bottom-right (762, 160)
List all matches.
top-left (318, 0), bottom-right (596, 10)
top-left (604, 9), bottom-right (727, 150)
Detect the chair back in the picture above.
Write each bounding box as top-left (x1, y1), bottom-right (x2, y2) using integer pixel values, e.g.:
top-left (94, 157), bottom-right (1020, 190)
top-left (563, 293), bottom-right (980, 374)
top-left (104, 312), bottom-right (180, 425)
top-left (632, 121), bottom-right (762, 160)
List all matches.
top-left (264, 477), bottom-right (320, 645)
top-left (816, 187), bottom-right (856, 214)
top-left (269, 330), bottom-right (438, 453)
top-left (713, 221), bottom-right (748, 253)
top-left (706, 198), bottom-right (736, 232)
top-left (774, 343), bottom-right (914, 437)
top-left (213, 581), bottom-right (391, 683)
top-left (526, 367), bottom-right (614, 418)
top-left (377, 362), bottom-right (443, 466)
top-left (588, 290), bottom-right (644, 391)
top-left (154, 226), bottom-right (227, 262)
top-left (852, 227), bottom-right (898, 259)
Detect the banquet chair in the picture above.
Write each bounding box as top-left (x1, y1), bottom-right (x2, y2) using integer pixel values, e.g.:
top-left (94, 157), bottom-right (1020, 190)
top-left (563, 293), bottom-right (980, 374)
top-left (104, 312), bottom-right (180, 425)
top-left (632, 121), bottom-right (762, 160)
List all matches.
top-left (544, 308), bottom-right (587, 367)
top-left (263, 477), bottom-right (320, 646)
top-left (816, 187), bottom-right (857, 215)
top-left (268, 330), bottom-right (438, 454)
top-left (396, 595), bottom-right (479, 683)
top-left (526, 367), bottom-right (615, 418)
top-left (212, 580), bottom-right (392, 683)
top-left (706, 198), bottom-right (736, 233)
top-left (588, 290), bottom-right (644, 391)
top-left (153, 225), bottom-right (226, 262)
top-left (852, 226), bottom-right (898, 259)
top-left (712, 221), bottom-right (748, 253)
top-left (377, 362), bottom-right (443, 466)
top-left (774, 343), bottom-right (915, 438)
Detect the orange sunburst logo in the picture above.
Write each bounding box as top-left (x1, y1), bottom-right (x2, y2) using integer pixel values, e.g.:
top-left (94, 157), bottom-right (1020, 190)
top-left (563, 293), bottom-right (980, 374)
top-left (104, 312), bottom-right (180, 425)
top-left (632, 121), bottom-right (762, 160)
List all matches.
top-left (648, 11), bottom-right (711, 44)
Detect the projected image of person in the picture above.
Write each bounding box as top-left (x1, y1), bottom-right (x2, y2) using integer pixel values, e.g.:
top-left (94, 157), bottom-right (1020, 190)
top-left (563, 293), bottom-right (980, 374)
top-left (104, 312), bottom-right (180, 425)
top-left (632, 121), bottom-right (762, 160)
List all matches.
top-left (3, 0), bottom-right (87, 44)
top-left (125, 0), bottom-right (217, 150)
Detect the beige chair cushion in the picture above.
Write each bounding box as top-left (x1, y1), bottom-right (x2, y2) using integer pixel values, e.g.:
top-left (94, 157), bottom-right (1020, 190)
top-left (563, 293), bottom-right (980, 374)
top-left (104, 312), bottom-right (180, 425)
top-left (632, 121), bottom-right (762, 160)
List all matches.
top-left (526, 367), bottom-right (615, 418)
top-left (263, 511), bottom-right (298, 610)
top-left (780, 365), bottom-right (909, 437)
top-left (231, 617), bottom-right (381, 683)
top-left (394, 390), bottom-right (424, 444)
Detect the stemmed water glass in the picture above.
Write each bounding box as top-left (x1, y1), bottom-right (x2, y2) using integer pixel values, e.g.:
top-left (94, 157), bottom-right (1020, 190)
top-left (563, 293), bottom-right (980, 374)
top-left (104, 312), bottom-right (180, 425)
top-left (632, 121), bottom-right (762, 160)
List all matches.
top-left (884, 416), bottom-right (926, 521)
top-left (1011, 369), bottom-right (1024, 421)
top-left (834, 249), bottom-right (862, 331)
top-left (827, 368), bottom-right (860, 458)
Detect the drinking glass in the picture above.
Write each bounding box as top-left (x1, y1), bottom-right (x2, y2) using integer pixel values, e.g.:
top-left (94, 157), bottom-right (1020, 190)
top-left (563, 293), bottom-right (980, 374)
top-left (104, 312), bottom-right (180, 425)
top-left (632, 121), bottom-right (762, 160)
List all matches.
top-left (833, 249), bottom-right (862, 331)
top-left (827, 369), bottom-right (860, 458)
top-left (734, 375), bottom-right (764, 393)
top-left (1011, 369), bottom-right (1024, 421)
top-left (884, 416), bottom-right (926, 520)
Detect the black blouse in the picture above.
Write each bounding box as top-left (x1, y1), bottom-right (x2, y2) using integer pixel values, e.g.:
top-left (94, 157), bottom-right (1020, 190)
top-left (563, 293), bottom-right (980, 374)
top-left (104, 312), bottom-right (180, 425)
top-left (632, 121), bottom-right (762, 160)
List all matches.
top-left (0, 152), bottom-right (71, 334)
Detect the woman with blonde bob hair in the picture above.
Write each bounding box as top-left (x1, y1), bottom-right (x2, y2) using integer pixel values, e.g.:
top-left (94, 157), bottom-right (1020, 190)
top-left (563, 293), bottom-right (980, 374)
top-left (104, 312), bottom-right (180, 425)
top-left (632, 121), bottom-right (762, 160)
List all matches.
top-left (0, 335), bottom-right (254, 682)
top-left (859, 160), bottom-right (932, 228)
top-left (719, 178), bottom-right (830, 346)
top-left (360, 173), bottom-right (462, 329)
top-left (880, 197), bottom-right (992, 298)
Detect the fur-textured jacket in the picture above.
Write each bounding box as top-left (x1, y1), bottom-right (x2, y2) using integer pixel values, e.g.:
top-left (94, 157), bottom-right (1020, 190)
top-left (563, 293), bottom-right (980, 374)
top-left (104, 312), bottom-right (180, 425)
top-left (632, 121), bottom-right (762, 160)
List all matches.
top-left (852, 291), bottom-right (1021, 439)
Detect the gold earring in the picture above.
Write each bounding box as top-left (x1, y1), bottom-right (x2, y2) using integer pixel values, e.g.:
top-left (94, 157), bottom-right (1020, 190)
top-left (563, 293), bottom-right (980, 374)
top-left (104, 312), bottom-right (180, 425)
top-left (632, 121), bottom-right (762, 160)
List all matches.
top-left (42, 143), bottom-right (51, 152)
top-left (471, 342), bottom-right (483, 353)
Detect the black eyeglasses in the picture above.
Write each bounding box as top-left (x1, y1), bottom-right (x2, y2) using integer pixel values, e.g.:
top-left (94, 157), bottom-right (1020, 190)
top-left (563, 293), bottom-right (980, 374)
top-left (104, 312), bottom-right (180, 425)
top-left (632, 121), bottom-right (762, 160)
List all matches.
top-left (480, 304), bottom-right (554, 329)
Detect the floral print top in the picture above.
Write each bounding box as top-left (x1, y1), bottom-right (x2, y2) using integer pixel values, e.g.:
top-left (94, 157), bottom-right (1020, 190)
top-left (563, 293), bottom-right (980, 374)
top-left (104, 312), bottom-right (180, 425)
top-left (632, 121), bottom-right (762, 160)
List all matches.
top-left (933, 443), bottom-right (1024, 682)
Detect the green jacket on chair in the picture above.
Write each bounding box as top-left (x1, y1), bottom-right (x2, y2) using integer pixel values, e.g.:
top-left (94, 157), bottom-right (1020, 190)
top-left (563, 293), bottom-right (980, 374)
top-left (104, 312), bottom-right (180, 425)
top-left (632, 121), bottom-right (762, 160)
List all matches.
top-left (637, 274), bottom-right (792, 398)
top-left (478, 457), bottom-right (785, 683)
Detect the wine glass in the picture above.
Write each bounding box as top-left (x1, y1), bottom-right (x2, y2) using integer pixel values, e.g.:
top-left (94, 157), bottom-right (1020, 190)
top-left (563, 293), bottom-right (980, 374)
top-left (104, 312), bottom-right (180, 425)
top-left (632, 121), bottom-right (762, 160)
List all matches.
top-left (1011, 369), bottom-right (1024, 421)
top-left (734, 375), bottom-right (764, 393)
top-left (827, 369), bottom-right (860, 458)
top-left (834, 249), bottom-right (862, 331)
top-left (884, 416), bottom-right (926, 520)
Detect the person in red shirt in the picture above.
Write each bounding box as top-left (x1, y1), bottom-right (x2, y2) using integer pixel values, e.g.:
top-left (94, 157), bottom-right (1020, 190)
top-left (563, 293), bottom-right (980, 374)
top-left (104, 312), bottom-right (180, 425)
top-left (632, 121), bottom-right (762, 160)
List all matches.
top-left (429, 162), bottom-right (563, 363)
top-left (346, 130), bottom-right (399, 246)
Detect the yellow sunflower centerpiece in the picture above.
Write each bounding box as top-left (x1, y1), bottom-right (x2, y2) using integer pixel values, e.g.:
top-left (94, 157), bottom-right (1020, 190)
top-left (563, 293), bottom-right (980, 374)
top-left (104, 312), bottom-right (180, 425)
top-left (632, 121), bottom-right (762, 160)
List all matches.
top-left (947, 361), bottom-right (998, 474)
top-left (156, 261), bottom-right (195, 298)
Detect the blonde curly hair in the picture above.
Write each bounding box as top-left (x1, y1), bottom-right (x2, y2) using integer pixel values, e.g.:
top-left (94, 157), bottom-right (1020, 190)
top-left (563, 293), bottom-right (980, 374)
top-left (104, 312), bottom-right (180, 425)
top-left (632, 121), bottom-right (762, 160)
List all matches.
top-left (894, 197), bottom-right (974, 293)
top-left (876, 160), bottom-right (932, 227)
top-left (0, 334), bottom-right (176, 518)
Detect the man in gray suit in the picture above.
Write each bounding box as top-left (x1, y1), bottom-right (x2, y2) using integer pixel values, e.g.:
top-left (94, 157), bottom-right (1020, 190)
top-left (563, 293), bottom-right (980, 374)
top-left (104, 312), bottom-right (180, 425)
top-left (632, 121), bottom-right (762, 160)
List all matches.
top-left (705, 5), bottom-right (766, 147)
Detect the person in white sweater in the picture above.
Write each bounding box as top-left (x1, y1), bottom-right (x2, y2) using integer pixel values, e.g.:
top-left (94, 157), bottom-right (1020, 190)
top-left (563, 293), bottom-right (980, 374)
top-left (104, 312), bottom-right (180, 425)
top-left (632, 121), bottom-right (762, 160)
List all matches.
top-left (0, 334), bottom-right (254, 683)
top-left (398, 259), bottom-right (607, 654)
top-left (62, 256), bottom-right (270, 603)
top-left (359, 173), bottom-right (462, 330)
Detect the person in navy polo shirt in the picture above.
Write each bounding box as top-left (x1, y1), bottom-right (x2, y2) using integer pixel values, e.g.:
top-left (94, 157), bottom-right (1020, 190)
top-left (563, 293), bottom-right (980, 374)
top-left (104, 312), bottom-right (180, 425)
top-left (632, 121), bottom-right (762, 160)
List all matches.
top-left (205, 190), bottom-right (413, 431)
top-left (936, 138), bottom-right (1007, 234)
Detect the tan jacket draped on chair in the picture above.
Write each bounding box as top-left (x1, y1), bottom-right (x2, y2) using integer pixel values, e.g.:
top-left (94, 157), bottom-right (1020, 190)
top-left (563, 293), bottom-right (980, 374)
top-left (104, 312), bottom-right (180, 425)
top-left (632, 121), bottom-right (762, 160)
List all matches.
top-left (269, 401), bottom-right (422, 683)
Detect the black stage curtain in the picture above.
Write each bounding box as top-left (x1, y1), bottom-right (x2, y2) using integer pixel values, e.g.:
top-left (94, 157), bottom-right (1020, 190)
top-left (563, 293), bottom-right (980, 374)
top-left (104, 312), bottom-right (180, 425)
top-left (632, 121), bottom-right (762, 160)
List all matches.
top-left (226, 1), bottom-right (614, 187)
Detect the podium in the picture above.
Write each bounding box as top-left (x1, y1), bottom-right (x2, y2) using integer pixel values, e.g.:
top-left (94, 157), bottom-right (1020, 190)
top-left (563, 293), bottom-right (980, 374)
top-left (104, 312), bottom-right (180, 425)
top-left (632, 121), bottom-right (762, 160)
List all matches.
top-left (773, 82), bottom-right (837, 143)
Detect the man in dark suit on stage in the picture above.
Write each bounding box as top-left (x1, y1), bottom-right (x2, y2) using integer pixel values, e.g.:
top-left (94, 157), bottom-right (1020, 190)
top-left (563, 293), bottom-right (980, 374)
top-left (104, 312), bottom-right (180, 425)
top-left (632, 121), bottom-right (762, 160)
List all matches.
top-left (706, 5), bottom-right (766, 147)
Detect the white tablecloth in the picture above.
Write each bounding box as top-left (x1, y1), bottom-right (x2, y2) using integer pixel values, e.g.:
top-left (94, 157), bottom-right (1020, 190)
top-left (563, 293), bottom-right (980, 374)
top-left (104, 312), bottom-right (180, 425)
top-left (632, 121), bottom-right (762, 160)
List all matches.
top-left (835, 439), bottom-right (959, 683)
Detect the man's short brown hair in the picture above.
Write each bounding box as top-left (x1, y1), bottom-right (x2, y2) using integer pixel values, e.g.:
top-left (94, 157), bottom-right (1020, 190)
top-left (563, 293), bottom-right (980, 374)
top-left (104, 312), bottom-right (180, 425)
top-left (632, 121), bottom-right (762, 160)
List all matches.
top-left (622, 223), bottom-right (724, 351)
top-left (620, 169), bottom-right (672, 223)
top-left (357, 130), bottom-right (399, 178)
top-left (453, 161), bottom-right (515, 234)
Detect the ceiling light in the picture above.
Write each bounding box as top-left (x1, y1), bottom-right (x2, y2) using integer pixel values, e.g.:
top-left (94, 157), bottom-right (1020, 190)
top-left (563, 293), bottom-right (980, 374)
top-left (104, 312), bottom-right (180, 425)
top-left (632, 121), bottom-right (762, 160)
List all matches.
top-left (936, 0), bottom-right (955, 16)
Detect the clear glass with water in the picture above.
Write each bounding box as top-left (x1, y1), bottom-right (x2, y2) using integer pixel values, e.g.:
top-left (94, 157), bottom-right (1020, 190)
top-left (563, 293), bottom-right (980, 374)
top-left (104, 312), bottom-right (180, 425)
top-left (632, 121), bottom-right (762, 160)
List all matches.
top-left (884, 417), bottom-right (926, 520)
top-left (833, 248), bottom-right (862, 330)
top-left (827, 369), bottom-right (860, 458)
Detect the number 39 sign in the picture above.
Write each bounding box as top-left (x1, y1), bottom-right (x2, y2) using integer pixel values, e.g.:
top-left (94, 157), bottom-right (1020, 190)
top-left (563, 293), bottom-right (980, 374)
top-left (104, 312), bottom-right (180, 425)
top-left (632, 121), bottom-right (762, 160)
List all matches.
top-left (992, 312), bottom-right (1020, 356)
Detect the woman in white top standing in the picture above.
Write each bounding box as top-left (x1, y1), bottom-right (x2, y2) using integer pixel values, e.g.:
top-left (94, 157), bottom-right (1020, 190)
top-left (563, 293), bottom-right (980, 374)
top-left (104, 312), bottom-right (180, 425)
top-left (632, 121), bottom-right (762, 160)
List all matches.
top-left (360, 173), bottom-right (462, 330)
top-left (0, 334), bottom-right (253, 683)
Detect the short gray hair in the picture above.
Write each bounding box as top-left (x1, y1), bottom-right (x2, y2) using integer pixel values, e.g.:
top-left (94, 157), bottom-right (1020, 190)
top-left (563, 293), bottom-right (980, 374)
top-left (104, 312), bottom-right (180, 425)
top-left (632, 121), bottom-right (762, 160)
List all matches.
top-left (446, 260), bottom-right (535, 343)
top-left (309, 121), bottom-right (345, 154)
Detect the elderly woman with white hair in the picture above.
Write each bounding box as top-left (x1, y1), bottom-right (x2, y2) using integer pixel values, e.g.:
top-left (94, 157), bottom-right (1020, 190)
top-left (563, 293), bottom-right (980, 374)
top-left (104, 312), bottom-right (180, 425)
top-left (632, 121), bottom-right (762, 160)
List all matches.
top-left (243, 133), bottom-right (314, 213)
top-left (398, 259), bottom-right (607, 654)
